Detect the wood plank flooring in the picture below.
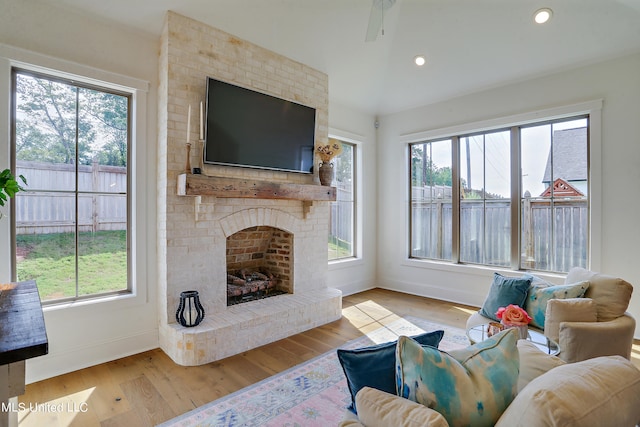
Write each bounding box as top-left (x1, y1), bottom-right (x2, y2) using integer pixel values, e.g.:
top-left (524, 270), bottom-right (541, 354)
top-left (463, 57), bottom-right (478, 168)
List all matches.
top-left (16, 289), bottom-right (640, 426)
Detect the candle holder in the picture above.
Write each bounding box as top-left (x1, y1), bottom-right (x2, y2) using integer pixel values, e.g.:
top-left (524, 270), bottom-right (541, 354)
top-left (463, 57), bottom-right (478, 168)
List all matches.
top-left (176, 290), bottom-right (205, 327)
top-left (185, 143), bottom-right (192, 174)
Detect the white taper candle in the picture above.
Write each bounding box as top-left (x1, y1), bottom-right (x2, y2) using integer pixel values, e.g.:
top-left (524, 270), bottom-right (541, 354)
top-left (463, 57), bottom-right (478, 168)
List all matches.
top-left (199, 101), bottom-right (204, 140)
top-left (186, 104), bottom-right (191, 143)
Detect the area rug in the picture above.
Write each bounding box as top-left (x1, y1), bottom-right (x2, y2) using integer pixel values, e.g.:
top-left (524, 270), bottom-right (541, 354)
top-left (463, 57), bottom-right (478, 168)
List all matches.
top-left (158, 316), bottom-right (468, 427)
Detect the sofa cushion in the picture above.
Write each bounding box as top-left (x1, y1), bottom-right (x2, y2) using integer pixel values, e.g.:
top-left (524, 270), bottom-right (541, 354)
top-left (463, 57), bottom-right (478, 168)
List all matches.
top-left (479, 273), bottom-right (531, 322)
top-left (354, 387), bottom-right (449, 427)
top-left (337, 330), bottom-right (444, 414)
top-left (523, 276), bottom-right (589, 329)
top-left (543, 297), bottom-right (597, 344)
top-left (565, 267), bottom-right (633, 321)
top-left (396, 328), bottom-right (519, 427)
top-left (516, 340), bottom-right (565, 393)
top-left (496, 355), bottom-right (640, 427)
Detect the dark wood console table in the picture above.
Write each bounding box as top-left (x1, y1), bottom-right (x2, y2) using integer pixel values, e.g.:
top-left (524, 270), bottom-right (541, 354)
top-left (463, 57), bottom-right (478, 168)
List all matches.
top-left (0, 280), bottom-right (48, 427)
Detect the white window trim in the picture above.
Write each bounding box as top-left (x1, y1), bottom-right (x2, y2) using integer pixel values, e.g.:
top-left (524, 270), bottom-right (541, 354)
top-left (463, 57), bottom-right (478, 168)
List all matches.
top-left (328, 128), bottom-right (364, 268)
top-left (0, 43), bottom-right (151, 310)
top-left (400, 100), bottom-right (603, 275)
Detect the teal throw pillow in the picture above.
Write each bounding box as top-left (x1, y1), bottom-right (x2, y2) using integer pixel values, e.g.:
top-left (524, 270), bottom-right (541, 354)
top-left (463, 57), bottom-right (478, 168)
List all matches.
top-left (523, 276), bottom-right (589, 329)
top-left (395, 329), bottom-right (519, 427)
top-left (479, 273), bottom-right (531, 322)
top-left (337, 330), bottom-right (444, 414)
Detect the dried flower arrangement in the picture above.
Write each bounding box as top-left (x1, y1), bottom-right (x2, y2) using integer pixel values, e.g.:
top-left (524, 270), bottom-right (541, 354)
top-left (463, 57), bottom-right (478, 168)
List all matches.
top-left (316, 139), bottom-right (343, 164)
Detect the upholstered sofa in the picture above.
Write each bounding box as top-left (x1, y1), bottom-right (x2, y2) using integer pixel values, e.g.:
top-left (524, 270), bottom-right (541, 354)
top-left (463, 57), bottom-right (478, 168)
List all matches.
top-left (340, 338), bottom-right (640, 427)
top-left (466, 267), bottom-right (635, 363)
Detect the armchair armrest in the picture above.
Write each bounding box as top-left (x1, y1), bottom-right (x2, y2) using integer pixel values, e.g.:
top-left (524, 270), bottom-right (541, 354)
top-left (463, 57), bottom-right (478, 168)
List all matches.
top-left (558, 313), bottom-right (635, 363)
top-left (354, 387), bottom-right (449, 427)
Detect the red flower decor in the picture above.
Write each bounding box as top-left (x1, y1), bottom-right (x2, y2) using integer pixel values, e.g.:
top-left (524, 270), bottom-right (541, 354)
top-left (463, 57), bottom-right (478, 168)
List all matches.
top-left (496, 304), bottom-right (532, 326)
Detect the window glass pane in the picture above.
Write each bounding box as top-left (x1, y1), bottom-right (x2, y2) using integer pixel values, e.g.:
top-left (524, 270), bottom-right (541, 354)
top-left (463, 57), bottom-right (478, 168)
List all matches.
top-left (410, 139), bottom-right (452, 261)
top-left (460, 130), bottom-right (510, 267)
top-left (14, 71), bottom-right (129, 302)
top-left (520, 118), bottom-right (588, 272)
top-left (15, 74), bottom-right (78, 192)
top-left (329, 141), bottom-right (354, 260)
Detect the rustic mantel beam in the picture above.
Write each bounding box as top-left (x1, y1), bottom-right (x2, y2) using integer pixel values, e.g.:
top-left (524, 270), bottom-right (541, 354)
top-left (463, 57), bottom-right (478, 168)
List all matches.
top-left (177, 174), bottom-right (336, 202)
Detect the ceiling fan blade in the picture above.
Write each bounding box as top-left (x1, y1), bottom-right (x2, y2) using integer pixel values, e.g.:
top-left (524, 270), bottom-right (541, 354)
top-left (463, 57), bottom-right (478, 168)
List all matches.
top-left (365, 0), bottom-right (397, 42)
top-left (365, 1), bottom-right (383, 42)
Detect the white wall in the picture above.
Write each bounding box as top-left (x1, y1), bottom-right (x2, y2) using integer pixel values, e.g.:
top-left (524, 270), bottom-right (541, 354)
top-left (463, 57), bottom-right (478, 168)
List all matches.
top-left (0, 0), bottom-right (159, 382)
top-left (377, 52), bottom-right (640, 336)
top-left (327, 102), bottom-right (378, 296)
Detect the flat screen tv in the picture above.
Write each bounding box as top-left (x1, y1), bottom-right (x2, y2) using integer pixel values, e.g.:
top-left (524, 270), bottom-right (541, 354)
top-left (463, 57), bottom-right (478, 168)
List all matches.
top-left (204, 77), bottom-right (316, 174)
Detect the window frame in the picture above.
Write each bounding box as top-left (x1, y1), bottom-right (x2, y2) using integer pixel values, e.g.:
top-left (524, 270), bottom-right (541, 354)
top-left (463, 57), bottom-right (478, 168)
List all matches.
top-left (0, 47), bottom-right (150, 309)
top-left (11, 68), bottom-right (133, 303)
top-left (328, 139), bottom-right (357, 262)
top-left (327, 131), bottom-right (364, 267)
top-left (403, 100), bottom-right (602, 274)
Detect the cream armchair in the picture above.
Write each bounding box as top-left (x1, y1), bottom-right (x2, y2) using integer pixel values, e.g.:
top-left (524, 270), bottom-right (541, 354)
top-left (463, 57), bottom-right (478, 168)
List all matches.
top-left (543, 267), bottom-right (635, 363)
top-left (466, 267), bottom-right (635, 363)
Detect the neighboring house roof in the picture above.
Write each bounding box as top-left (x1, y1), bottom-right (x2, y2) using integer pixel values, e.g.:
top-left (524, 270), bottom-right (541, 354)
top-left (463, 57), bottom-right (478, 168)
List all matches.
top-left (542, 128), bottom-right (588, 184)
top-left (540, 178), bottom-right (584, 197)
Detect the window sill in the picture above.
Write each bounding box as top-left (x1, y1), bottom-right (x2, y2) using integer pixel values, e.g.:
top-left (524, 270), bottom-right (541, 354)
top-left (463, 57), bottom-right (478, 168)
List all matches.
top-left (401, 258), bottom-right (566, 283)
top-left (42, 290), bottom-right (140, 313)
top-left (328, 257), bottom-right (364, 270)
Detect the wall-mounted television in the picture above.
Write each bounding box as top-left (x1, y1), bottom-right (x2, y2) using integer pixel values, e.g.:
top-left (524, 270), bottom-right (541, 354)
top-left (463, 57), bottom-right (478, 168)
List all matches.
top-left (204, 77), bottom-right (316, 174)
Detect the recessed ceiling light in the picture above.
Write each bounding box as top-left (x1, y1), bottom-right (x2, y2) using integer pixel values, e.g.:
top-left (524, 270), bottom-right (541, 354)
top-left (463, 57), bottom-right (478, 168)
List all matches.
top-left (414, 55), bottom-right (426, 66)
top-left (534, 8), bottom-right (553, 24)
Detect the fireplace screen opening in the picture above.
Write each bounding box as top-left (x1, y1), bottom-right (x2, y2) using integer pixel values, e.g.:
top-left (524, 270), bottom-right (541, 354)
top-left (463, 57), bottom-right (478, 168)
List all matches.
top-left (226, 268), bottom-right (286, 305)
top-left (226, 226), bottom-right (292, 306)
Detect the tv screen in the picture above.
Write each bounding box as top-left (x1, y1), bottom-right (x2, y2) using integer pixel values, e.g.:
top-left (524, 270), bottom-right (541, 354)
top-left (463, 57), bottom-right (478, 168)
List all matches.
top-left (204, 78), bottom-right (316, 174)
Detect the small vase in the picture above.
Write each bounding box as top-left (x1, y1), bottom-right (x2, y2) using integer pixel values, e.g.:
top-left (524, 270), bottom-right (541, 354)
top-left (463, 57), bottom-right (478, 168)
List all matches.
top-left (318, 162), bottom-right (334, 186)
top-left (501, 320), bottom-right (529, 340)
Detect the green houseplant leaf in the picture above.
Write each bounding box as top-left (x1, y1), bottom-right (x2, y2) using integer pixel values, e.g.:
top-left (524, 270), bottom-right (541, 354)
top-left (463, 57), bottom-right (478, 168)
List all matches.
top-left (0, 169), bottom-right (27, 208)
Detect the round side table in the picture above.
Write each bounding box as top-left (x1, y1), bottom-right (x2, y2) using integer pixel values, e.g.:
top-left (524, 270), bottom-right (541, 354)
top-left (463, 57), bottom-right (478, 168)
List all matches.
top-left (466, 323), bottom-right (560, 356)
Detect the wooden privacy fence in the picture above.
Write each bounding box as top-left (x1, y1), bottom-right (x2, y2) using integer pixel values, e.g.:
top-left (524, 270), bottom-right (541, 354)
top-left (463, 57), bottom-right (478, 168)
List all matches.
top-left (14, 161), bottom-right (127, 235)
top-left (329, 184), bottom-right (353, 246)
top-left (411, 190), bottom-right (588, 272)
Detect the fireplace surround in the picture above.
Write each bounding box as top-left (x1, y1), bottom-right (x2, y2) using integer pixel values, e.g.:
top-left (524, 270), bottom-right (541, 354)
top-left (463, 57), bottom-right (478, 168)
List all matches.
top-left (157, 12), bottom-right (342, 366)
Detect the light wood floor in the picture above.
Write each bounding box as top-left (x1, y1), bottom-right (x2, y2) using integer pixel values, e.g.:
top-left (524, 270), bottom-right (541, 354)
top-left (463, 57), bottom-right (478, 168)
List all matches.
top-left (16, 289), bottom-right (640, 426)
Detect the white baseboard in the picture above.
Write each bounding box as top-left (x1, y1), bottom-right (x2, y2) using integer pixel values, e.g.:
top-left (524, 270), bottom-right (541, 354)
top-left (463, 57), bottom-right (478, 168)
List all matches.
top-left (335, 279), bottom-right (375, 297)
top-left (25, 329), bottom-right (158, 384)
top-left (378, 276), bottom-right (485, 309)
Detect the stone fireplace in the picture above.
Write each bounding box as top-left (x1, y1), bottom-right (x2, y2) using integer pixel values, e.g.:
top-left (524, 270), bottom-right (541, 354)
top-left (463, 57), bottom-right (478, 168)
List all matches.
top-left (156, 13), bottom-right (342, 366)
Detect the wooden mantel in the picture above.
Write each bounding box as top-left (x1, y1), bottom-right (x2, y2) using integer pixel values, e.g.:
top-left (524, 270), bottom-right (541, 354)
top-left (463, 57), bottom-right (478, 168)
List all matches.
top-left (177, 174), bottom-right (336, 201)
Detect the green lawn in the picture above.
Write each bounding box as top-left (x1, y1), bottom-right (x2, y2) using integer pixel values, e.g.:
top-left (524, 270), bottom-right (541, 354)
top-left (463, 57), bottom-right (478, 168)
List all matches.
top-left (16, 230), bottom-right (127, 301)
top-left (328, 237), bottom-right (352, 260)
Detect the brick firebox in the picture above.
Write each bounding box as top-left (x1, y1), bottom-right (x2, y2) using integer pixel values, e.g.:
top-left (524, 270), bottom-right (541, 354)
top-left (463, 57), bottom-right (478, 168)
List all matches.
top-left (226, 226), bottom-right (293, 295)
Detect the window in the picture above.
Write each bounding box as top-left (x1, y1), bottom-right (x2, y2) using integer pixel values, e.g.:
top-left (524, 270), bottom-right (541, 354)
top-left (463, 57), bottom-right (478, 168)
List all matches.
top-left (12, 69), bottom-right (131, 302)
top-left (410, 115), bottom-right (589, 274)
top-left (410, 139), bottom-right (453, 261)
top-left (459, 130), bottom-right (511, 267)
top-left (328, 141), bottom-right (355, 260)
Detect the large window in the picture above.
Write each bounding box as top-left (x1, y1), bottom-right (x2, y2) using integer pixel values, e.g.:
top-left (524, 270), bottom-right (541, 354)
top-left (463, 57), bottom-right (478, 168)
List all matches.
top-left (410, 139), bottom-right (453, 261)
top-left (410, 116), bottom-right (589, 273)
top-left (328, 141), bottom-right (355, 260)
top-left (12, 69), bottom-right (131, 302)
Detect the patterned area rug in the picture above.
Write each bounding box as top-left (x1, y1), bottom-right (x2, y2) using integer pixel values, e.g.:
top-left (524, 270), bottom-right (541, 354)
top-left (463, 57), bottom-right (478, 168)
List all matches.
top-left (158, 316), bottom-right (469, 427)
